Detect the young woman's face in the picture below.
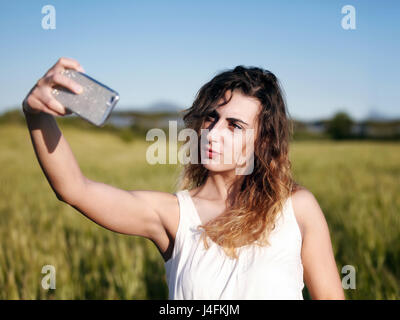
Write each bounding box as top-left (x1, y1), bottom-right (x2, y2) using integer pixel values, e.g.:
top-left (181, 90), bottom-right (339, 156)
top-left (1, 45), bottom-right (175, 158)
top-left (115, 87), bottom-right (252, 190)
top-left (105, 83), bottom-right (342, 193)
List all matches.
top-left (200, 89), bottom-right (261, 175)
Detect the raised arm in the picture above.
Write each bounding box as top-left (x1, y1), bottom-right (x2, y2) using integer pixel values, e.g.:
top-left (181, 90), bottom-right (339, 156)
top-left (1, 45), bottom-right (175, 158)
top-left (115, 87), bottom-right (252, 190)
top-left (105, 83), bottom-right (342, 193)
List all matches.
top-left (22, 57), bottom-right (88, 201)
top-left (22, 57), bottom-right (178, 261)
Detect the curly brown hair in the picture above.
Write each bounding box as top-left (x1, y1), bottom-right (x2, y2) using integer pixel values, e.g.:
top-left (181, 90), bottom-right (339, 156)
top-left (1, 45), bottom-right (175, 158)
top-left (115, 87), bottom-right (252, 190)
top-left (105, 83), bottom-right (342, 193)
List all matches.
top-left (177, 65), bottom-right (303, 260)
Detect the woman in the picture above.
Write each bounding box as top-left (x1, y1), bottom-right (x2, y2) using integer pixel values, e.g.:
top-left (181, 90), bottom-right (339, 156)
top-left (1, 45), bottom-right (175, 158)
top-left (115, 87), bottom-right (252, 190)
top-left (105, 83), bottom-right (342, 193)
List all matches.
top-left (22, 57), bottom-right (345, 300)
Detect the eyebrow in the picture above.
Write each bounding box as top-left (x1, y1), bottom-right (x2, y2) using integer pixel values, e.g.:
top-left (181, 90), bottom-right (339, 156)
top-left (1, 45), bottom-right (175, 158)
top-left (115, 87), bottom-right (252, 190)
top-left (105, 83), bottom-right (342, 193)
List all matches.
top-left (208, 109), bottom-right (249, 126)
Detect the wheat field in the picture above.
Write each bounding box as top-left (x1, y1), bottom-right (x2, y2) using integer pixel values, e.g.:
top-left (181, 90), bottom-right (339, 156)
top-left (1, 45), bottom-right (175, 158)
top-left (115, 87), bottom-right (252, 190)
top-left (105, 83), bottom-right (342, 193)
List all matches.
top-left (0, 121), bottom-right (399, 299)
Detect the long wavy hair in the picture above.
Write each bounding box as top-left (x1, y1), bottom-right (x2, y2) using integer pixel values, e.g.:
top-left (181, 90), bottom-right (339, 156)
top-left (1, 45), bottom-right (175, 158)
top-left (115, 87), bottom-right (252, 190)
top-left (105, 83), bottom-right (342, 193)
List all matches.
top-left (177, 65), bottom-right (303, 260)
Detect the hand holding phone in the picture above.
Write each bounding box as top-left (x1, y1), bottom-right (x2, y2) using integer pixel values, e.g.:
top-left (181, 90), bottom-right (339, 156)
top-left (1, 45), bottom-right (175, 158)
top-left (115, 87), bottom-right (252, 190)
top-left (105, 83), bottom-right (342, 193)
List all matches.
top-left (22, 57), bottom-right (119, 127)
top-left (52, 69), bottom-right (119, 127)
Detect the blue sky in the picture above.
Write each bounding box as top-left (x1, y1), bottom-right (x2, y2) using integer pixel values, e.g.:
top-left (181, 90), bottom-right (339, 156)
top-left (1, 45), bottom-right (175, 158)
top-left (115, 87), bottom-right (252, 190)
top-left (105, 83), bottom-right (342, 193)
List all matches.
top-left (0, 0), bottom-right (399, 121)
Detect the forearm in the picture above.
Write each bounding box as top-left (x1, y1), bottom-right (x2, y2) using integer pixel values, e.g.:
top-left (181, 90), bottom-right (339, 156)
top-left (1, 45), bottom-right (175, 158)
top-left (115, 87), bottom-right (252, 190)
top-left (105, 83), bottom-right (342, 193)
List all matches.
top-left (23, 109), bottom-right (86, 202)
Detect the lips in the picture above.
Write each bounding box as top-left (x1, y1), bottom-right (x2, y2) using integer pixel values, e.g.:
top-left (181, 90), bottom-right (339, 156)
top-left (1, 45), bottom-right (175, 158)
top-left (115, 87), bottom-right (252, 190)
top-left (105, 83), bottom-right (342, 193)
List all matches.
top-left (204, 146), bottom-right (221, 159)
top-left (208, 148), bottom-right (219, 154)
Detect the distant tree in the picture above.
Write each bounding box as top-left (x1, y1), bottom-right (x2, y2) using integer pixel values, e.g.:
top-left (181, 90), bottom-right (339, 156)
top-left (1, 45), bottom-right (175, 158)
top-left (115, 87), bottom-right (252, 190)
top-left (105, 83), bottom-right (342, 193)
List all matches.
top-left (326, 111), bottom-right (354, 140)
top-left (0, 108), bottom-right (26, 125)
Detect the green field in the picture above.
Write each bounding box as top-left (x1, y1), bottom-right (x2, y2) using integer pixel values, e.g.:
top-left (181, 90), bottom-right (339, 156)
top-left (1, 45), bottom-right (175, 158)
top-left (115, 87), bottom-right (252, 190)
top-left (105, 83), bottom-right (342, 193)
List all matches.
top-left (0, 122), bottom-right (399, 299)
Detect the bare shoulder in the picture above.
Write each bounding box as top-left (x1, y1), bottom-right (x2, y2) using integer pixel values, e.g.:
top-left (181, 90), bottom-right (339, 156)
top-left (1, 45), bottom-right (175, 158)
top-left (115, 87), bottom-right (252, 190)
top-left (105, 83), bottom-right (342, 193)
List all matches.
top-left (291, 187), bottom-right (326, 239)
top-left (291, 188), bottom-right (344, 299)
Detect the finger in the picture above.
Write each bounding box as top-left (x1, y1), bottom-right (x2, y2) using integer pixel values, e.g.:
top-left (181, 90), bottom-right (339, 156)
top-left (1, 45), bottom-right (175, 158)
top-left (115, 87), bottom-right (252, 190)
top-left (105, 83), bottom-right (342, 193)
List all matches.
top-left (28, 95), bottom-right (62, 117)
top-left (41, 89), bottom-right (69, 115)
top-left (77, 65), bottom-right (85, 73)
top-left (24, 95), bottom-right (43, 114)
top-left (59, 64), bottom-right (85, 74)
top-left (42, 104), bottom-right (64, 117)
top-left (55, 57), bottom-right (84, 73)
top-left (51, 72), bottom-right (83, 94)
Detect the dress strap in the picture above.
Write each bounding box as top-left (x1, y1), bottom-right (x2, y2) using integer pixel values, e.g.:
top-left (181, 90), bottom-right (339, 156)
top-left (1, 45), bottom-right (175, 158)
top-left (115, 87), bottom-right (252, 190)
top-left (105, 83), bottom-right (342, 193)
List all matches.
top-left (175, 189), bottom-right (201, 226)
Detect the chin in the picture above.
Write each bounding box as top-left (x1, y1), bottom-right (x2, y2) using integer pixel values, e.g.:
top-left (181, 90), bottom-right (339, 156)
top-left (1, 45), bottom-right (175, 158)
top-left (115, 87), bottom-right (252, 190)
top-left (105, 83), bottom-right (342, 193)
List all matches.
top-left (202, 162), bottom-right (237, 173)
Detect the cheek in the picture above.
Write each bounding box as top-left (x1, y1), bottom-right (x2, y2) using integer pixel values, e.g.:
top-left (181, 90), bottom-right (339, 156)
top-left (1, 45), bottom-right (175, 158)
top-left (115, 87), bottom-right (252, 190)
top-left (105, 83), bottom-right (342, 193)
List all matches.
top-left (225, 134), bottom-right (245, 158)
top-left (232, 131), bottom-right (255, 158)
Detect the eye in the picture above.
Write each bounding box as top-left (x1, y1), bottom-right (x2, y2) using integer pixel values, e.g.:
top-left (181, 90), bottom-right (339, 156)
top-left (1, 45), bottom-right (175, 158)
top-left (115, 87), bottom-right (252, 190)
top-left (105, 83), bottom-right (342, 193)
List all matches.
top-left (205, 115), bottom-right (216, 123)
top-left (230, 122), bottom-right (243, 130)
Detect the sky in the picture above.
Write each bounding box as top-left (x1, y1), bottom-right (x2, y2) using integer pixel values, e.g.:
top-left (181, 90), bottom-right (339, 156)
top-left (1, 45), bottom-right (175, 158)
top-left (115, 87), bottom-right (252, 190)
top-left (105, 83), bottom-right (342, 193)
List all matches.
top-left (0, 0), bottom-right (399, 121)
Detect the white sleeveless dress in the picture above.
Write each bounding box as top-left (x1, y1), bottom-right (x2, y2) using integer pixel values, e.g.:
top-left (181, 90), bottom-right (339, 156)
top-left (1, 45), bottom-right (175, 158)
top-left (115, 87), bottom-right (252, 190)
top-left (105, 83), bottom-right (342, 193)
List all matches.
top-left (164, 189), bottom-right (305, 299)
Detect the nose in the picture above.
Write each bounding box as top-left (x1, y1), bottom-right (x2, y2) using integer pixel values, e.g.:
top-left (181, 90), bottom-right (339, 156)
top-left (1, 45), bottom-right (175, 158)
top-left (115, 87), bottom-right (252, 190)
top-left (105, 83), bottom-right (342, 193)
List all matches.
top-left (205, 119), bottom-right (224, 144)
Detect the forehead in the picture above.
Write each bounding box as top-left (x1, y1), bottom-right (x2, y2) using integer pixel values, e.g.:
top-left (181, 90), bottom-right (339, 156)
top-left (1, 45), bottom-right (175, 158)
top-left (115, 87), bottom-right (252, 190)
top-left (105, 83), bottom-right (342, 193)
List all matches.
top-left (215, 89), bottom-right (261, 126)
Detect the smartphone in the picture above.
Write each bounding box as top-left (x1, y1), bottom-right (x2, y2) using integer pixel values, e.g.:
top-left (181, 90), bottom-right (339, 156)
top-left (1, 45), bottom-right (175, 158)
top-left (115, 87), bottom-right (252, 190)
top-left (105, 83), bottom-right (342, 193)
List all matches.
top-left (51, 69), bottom-right (119, 127)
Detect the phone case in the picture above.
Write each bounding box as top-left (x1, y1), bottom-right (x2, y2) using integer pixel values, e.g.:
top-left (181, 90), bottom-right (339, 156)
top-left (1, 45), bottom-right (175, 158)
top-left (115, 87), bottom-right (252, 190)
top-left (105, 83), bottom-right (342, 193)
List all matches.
top-left (51, 69), bottom-right (119, 127)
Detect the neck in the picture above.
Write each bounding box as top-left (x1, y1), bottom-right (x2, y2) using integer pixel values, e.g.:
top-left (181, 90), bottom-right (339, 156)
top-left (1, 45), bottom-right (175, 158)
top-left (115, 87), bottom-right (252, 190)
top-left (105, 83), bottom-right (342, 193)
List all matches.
top-left (195, 170), bottom-right (240, 201)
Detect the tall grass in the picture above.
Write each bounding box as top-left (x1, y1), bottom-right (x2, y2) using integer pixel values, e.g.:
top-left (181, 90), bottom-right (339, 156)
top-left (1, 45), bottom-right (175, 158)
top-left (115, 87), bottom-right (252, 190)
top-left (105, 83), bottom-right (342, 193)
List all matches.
top-left (290, 140), bottom-right (400, 299)
top-left (0, 122), bottom-right (399, 299)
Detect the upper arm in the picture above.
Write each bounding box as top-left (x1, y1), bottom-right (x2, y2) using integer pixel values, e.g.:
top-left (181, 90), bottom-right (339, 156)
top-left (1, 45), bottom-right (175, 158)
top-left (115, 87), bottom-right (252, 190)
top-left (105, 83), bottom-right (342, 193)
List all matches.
top-left (65, 177), bottom-right (172, 241)
top-left (292, 188), bottom-right (345, 300)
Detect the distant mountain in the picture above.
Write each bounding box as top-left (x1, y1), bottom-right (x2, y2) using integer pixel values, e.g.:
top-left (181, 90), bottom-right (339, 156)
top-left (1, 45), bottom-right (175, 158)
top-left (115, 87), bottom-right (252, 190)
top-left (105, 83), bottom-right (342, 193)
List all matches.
top-left (365, 109), bottom-right (390, 121)
top-left (115, 100), bottom-right (187, 114)
top-left (144, 101), bottom-right (185, 113)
